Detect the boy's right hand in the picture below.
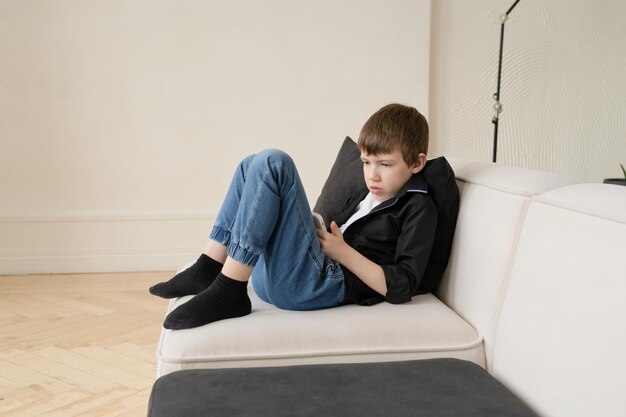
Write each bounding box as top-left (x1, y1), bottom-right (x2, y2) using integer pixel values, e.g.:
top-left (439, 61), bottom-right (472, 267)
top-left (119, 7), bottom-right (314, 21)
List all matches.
top-left (317, 221), bottom-right (348, 262)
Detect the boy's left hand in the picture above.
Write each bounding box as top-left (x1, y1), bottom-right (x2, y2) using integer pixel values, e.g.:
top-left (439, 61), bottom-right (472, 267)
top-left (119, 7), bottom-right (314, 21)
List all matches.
top-left (316, 221), bottom-right (348, 262)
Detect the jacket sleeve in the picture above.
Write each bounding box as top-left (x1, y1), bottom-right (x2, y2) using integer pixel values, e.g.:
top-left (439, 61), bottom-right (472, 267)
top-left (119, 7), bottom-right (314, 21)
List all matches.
top-left (382, 197), bottom-right (438, 304)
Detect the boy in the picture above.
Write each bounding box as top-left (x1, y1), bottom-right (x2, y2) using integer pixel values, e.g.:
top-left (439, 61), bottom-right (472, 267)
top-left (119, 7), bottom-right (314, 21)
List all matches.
top-left (149, 103), bottom-right (437, 330)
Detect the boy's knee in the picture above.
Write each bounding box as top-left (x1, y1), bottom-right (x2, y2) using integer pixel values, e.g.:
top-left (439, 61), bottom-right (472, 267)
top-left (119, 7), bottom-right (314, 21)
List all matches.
top-left (252, 149), bottom-right (296, 174)
top-left (258, 149), bottom-right (293, 166)
top-left (239, 150), bottom-right (291, 176)
top-left (238, 153), bottom-right (257, 174)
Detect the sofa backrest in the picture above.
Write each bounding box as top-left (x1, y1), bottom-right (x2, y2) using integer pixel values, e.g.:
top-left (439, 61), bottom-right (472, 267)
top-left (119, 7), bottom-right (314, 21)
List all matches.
top-left (439, 158), bottom-right (573, 370)
top-left (491, 184), bottom-right (626, 417)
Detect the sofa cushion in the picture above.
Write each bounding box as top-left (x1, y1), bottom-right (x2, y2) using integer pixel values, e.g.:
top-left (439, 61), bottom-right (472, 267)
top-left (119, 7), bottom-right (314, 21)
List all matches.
top-left (313, 137), bottom-right (366, 225)
top-left (438, 158), bottom-right (573, 370)
top-left (491, 184), bottom-right (626, 417)
top-left (419, 155), bottom-right (460, 293)
top-left (148, 358), bottom-right (538, 417)
top-left (157, 289), bottom-right (483, 376)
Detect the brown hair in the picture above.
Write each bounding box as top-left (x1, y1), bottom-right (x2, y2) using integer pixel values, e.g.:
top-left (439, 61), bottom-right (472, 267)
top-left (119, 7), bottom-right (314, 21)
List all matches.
top-left (358, 103), bottom-right (429, 165)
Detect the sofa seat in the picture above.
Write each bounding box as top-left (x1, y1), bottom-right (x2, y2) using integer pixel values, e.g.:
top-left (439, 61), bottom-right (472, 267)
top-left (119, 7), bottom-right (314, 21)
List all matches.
top-left (157, 290), bottom-right (483, 376)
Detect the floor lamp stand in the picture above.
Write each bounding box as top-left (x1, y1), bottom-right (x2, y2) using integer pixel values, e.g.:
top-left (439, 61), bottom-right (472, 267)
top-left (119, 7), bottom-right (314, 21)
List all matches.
top-left (492, 0), bottom-right (521, 163)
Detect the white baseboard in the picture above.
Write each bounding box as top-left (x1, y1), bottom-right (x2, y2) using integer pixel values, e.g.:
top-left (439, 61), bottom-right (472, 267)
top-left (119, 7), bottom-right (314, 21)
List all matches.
top-left (0, 211), bottom-right (216, 275)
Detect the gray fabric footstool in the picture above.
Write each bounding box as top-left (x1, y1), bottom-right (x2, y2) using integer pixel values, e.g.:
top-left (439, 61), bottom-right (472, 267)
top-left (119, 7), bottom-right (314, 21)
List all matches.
top-left (147, 358), bottom-right (537, 417)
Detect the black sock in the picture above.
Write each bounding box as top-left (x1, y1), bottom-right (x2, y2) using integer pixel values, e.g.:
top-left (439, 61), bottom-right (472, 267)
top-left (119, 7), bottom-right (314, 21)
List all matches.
top-left (163, 273), bottom-right (251, 330)
top-left (149, 254), bottom-right (222, 299)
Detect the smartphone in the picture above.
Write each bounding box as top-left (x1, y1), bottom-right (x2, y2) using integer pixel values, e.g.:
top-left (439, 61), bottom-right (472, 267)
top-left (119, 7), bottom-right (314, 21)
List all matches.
top-left (311, 212), bottom-right (326, 230)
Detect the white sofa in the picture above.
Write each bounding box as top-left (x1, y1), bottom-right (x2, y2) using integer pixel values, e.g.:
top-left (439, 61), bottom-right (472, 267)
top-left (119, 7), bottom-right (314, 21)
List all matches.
top-left (155, 158), bottom-right (626, 417)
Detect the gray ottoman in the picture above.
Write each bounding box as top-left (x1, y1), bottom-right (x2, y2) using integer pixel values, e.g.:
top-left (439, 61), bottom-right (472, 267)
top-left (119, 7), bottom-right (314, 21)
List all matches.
top-left (147, 358), bottom-right (537, 417)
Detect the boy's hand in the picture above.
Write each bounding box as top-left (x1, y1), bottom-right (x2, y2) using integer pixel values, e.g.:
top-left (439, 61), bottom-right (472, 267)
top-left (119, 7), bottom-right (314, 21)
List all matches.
top-left (316, 221), bottom-right (348, 262)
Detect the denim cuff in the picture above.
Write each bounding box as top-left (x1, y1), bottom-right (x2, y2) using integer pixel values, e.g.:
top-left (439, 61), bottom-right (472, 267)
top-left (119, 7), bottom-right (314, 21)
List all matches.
top-left (210, 226), bottom-right (231, 246)
top-left (227, 241), bottom-right (261, 267)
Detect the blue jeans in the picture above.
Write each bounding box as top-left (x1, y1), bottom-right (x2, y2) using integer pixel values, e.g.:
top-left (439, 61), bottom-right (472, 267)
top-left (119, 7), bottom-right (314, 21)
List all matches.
top-left (209, 149), bottom-right (346, 310)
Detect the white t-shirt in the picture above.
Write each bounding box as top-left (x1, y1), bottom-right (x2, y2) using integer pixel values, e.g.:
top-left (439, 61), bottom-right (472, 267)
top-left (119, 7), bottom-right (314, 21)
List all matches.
top-left (340, 192), bottom-right (382, 233)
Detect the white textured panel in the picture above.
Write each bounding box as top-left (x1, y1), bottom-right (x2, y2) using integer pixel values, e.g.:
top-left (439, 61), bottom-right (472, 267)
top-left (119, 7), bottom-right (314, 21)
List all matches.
top-left (430, 0), bottom-right (626, 182)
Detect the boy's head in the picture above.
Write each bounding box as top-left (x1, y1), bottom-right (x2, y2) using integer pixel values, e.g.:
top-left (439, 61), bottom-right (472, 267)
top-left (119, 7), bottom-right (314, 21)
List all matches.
top-left (358, 103), bottom-right (429, 166)
top-left (357, 104), bottom-right (429, 201)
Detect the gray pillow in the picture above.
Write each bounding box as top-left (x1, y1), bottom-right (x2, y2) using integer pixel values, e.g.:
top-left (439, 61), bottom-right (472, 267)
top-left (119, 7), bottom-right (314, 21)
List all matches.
top-left (313, 137), bottom-right (367, 225)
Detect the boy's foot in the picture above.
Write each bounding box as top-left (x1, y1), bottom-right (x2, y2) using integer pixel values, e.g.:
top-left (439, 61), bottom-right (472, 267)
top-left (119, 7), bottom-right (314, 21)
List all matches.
top-left (163, 273), bottom-right (251, 330)
top-left (149, 254), bottom-right (223, 299)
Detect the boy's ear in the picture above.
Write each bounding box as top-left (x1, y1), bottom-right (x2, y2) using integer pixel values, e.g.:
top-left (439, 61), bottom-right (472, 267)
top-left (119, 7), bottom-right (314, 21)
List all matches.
top-left (411, 153), bottom-right (428, 174)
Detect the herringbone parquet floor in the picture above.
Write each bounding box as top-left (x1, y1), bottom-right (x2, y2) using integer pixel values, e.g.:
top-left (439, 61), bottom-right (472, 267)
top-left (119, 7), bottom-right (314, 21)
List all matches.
top-left (0, 271), bottom-right (172, 416)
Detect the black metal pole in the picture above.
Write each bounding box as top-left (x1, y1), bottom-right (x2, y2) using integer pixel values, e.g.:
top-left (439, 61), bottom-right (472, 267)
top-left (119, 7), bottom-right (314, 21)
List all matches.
top-left (492, 21), bottom-right (505, 163)
top-left (492, 0), bottom-right (521, 163)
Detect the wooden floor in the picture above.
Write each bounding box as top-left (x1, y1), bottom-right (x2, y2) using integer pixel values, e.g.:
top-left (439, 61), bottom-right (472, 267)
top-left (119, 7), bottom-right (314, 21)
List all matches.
top-left (0, 271), bottom-right (172, 416)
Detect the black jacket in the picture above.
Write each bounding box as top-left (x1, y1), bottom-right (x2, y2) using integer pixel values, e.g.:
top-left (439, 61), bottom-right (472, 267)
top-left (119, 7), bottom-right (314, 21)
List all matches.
top-left (337, 173), bottom-right (438, 305)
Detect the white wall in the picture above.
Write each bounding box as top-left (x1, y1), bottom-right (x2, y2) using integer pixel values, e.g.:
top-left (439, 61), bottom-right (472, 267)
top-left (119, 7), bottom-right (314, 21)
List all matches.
top-left (0, 0), bottom-right (431, 274)
top-left (429, 0), bottom-right (626, 182)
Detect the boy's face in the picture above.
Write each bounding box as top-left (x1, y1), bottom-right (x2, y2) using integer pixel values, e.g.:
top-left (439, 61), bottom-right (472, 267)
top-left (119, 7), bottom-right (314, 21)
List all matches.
top-left (360, 149), bottom-right (426, 202)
